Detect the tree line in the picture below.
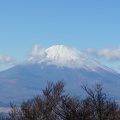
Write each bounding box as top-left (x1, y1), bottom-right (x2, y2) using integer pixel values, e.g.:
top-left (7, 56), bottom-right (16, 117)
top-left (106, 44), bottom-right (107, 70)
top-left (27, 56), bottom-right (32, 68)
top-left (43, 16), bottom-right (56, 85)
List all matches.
top-left (1, 81), bottom-right (120, 120)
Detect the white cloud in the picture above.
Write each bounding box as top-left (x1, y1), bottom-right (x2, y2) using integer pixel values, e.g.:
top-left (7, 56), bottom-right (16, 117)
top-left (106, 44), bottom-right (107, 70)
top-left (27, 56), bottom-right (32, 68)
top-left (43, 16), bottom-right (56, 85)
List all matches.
top-left (0, 55), bottom-right (16, 65)
top-left (30, 44), bottom-right (46, 58)
top-left (85, 47), bottom-right (120, 62)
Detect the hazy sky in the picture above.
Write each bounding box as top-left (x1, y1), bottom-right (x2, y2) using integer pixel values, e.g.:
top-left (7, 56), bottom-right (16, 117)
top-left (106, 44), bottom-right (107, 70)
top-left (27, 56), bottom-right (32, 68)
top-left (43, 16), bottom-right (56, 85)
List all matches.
top-left (0, 0), bottom-right (120, 71)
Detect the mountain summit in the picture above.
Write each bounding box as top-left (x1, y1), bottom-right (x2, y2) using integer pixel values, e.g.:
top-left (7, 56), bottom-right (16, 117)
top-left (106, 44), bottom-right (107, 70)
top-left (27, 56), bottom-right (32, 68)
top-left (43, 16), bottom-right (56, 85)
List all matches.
top-left (26, 45), bottom-right (112, 72)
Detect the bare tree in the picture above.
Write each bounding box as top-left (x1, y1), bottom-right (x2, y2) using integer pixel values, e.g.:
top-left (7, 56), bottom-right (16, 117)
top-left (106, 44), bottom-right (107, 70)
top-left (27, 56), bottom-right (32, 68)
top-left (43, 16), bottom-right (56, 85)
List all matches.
top-left (81, 83), bottom-right (120, 120)
top-left (1, 81), bottom-right (120, 120)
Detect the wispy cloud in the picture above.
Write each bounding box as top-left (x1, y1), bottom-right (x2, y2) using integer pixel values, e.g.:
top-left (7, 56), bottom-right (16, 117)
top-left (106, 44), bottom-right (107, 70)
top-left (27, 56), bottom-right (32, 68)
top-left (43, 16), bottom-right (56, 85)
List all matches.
top-left (85, 47), bottom-right (120, 62)
top-left (0, 55), bottom-right (16, 65)
top-left (30, 44), bottom-right (46, 57)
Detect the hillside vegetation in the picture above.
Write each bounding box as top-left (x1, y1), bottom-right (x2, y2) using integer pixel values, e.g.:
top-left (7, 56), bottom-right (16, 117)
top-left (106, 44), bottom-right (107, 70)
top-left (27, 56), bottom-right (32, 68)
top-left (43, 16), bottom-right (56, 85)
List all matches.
top-left (1, 81), bottom-right (120, 120)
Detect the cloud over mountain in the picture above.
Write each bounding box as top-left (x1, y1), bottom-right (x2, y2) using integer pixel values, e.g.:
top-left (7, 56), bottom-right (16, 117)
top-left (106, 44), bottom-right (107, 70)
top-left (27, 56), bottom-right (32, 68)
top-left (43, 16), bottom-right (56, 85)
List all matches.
top-left (85, 47), bottom-right (120, 62)
top-left (30, 44), bottom-right (46, 57)
top-left (0, 55), bottom-right (16, 65)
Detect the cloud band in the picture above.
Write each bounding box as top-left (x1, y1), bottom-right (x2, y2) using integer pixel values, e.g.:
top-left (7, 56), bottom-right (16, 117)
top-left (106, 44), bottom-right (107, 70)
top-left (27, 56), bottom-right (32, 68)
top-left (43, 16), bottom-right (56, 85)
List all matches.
top-left (85, 47), bottom-right (120, 62)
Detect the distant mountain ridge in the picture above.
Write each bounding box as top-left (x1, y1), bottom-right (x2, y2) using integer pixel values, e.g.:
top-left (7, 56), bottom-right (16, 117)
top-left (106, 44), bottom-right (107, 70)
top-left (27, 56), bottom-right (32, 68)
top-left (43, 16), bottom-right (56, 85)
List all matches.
top-left (0, 45), bottom-right (120, 107)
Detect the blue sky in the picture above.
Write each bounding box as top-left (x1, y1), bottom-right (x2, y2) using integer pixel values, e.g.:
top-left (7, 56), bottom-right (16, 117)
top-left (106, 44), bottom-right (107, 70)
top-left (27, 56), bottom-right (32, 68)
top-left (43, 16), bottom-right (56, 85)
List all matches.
top-left (0, 0), bottom-right (120, 71)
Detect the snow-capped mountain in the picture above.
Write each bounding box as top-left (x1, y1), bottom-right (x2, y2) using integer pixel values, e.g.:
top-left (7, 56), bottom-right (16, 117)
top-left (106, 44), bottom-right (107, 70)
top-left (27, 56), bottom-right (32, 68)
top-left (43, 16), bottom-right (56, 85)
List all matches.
top-left (0, 45), bottom-right (120, 107)
top-left (26, 45), bottom-right (115, 72)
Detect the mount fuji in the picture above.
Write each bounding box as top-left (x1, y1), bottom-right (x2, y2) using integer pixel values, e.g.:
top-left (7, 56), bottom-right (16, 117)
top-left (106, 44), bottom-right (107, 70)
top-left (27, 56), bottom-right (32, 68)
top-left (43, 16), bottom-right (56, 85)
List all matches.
top-left (0, 45), bottom-right (120, 107)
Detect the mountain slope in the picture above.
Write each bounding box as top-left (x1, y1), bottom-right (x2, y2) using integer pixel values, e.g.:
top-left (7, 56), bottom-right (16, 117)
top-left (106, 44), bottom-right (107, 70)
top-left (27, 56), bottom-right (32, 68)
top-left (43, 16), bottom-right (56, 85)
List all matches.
top-left (0, 45), bottom-right (120, 107)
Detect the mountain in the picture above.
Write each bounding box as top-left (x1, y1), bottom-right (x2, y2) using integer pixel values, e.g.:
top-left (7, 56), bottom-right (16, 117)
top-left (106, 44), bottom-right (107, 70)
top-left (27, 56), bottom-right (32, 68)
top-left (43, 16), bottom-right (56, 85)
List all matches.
top-left (0, 45), bottom-right (120, 107)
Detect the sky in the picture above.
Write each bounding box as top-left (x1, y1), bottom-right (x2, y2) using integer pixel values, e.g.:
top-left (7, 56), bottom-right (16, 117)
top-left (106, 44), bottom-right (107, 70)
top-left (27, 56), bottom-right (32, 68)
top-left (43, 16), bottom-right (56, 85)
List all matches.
top-left (0, 0), bottom-right (120, 71)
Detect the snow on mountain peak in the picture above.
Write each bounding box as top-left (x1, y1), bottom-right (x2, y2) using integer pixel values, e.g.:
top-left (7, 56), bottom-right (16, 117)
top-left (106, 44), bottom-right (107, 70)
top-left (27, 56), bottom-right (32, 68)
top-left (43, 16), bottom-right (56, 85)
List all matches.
top-left (25, 45), bottom-right (111, 71)
top-left (46, 45), bottom-right (81, 63)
